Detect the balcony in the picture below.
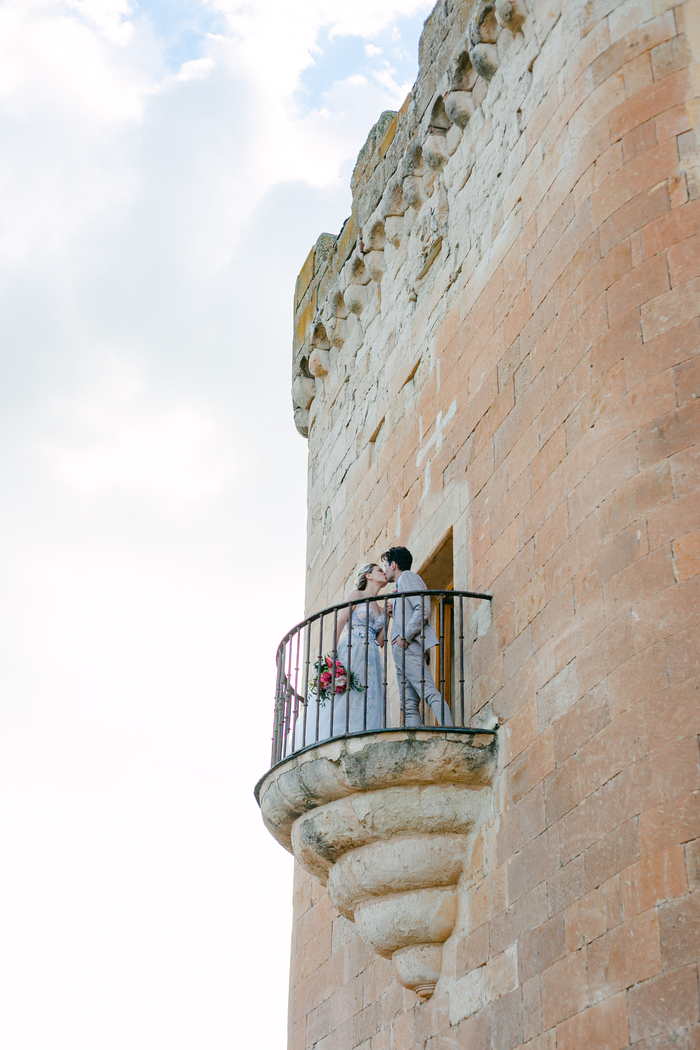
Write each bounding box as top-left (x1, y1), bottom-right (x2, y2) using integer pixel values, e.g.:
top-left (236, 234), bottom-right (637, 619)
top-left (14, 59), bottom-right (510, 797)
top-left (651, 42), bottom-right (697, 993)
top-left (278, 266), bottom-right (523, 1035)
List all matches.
top-left (255, 589), bottom-right (497, 1000)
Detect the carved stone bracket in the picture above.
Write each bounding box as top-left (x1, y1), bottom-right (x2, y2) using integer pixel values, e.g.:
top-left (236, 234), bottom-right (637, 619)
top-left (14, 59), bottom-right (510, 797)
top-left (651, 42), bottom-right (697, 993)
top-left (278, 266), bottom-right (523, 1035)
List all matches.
top-left (290, 0), bottom-right (531, 436)
top-left (256, 730), bottom-right (497, 999)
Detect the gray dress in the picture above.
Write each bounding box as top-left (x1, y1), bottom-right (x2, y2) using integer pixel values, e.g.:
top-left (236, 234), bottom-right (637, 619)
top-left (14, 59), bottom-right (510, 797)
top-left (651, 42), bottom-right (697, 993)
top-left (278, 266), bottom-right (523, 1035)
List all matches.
top-left (286, 606), bottom-right (386, 752)
top-left (328, 605), bottom-right (386, 735)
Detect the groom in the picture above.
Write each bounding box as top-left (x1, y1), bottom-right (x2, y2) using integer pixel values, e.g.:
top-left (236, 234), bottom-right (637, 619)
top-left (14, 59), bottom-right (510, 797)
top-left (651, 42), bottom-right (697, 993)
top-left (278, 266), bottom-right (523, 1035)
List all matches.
top-left (381, 546), bottom-right (453, 728)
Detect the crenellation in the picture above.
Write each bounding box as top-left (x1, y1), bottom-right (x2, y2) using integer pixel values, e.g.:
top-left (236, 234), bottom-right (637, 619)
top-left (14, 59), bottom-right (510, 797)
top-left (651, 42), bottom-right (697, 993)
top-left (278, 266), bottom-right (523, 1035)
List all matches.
top-left (291, 0), bottom-right (556, 442)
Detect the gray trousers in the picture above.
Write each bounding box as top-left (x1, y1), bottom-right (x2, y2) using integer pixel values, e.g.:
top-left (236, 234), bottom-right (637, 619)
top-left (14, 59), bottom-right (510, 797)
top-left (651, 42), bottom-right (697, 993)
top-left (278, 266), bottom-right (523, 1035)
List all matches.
top-left (392, 644), bottom-right (454, 727)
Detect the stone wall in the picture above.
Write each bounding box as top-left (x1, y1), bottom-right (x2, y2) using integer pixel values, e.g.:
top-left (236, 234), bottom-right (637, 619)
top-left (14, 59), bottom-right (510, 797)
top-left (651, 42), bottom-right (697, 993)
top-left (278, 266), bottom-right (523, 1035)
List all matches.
top-left (286, 0), bottom-right (700, 1045)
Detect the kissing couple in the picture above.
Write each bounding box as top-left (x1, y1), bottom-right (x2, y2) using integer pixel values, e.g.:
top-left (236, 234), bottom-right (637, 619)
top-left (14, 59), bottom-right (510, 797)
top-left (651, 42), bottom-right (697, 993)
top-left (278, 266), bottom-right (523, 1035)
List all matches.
top-left (315, 545), bottom-right (453, 735)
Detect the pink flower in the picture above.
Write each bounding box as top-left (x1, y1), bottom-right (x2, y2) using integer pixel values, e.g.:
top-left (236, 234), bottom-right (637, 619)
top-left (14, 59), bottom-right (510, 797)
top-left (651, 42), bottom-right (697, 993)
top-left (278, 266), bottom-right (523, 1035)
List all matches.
top-left (320, 671), bottom-right (332, 687)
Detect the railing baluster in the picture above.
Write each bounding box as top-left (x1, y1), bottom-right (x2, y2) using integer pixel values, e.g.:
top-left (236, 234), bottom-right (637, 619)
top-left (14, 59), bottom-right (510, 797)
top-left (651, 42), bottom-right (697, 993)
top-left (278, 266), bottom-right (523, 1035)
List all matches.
top-left (293, 628), bottom-right (301, 748)
top-left (267, 590), bottom-right (494, 762)
top-left (459, 596), bottom-right (465, 727)
top-left (315, 614), bottom-right (324, 744)
top-left (284, 638), bottom-right (293, 755)
top-left (401, 594), bottom-right (406, 727)
top-left (439, 594), bottom-right (446, 724)
top-left (363, 598), bottom-right (369, 732)
top-left (330, 609), bottom-right (338, 739)
top-left (382, 596), bottom-right (388, 729)
top-left (272, 645), bottom-right (285, 763)
top-left (420, 598), bottom-right (426, 726)
top-left (301, 624), bottom-right (310, 747)
top-left (346, 603), bottom-right (352, 735)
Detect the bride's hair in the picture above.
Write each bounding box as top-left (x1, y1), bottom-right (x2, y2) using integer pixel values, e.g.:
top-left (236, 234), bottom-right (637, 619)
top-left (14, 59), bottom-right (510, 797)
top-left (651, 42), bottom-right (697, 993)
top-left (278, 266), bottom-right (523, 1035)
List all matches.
top-left (355, 563), bottom-right (378, 591)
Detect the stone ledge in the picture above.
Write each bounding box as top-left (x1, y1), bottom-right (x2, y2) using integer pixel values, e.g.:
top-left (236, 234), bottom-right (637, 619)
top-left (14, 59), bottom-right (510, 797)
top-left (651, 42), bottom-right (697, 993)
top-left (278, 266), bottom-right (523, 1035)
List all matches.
top-left (256, 728), bottom-right (497, 849)
top-left (256, 729), bottom-right (497, 999)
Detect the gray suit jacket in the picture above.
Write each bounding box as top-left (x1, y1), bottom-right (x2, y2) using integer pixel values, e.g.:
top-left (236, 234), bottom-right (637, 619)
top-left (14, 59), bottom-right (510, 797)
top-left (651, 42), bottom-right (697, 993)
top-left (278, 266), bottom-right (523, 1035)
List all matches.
top-left (390, 570), bottom-right (440, 651)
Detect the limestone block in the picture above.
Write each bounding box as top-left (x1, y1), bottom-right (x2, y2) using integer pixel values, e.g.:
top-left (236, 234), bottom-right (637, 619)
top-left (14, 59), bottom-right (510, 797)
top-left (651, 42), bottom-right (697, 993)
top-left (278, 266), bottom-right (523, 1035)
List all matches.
top-left (308, 348), bottom-right (330, 378)
top-left (380, 177), bottom-right (406, 218)
top-left (328, 835), bottom-right (469, 912)
top-left (321, 291), bottom-right (348, 349)
top-left (385, 216), bottom-right (404, 247)
top-left (342, 314), bottom-right (365, 356)
top-left (324, 315), bottom-right (347, 349)
top-left (344, 284), bottom-right (366, 315)
top-left (470, 42), bottom-right (500, 79)
top-left (355, 887), bottom-right (457, 956)
top-left (404, 141), bottom-right (425, 177)
top-left (329, 288), bottom-right (349, 319)
top-left (258, 731), bottom-right (496, 844)
top-left (444, 90), bottom-right (475, 128)
top-left (448, 44), bottom-right (476, 92)
top-left (291, 783), bottom-right (486, 877)
top-left (429, 96), bottom-right (451, 131)
top-left (293, 407), bottom-right (309, 438)
top-left (292, 375), bottom-right (316, 411)
top-left (348, 254), bottom-right (371, 285)
top-left (423, 130), bottom-right (450, 170)
top-left (393, 944), bottom-right (443, 998)
top-left (403, 175), bottom-right (426, 209)
top-left (470, 1), bottom-right (500, 44)
top-left (364, 219), bottom-right (387, 251)
top-left (422, 168), bottom-right (438, 198)
top-left (495, 0), bottom-right (527, 31)
top-left (257, 732), bottom-right (496, 998)
top-left (446, 123), bottom-right (463, 155)
top-left (469, 1), bottom-right (501, 79)
top-left (364, 250), bottom-right (386, 283)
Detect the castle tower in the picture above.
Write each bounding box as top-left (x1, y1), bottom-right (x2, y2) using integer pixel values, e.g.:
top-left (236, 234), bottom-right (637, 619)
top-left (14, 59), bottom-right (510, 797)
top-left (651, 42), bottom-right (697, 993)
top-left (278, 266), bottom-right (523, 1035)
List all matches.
top-left (257, 0), bottom-right (700, 1046)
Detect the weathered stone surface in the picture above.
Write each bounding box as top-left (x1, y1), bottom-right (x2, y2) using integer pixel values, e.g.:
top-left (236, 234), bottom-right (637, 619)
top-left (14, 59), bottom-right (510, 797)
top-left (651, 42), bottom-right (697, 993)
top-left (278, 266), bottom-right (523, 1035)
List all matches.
top-left (271, 0), bottom-right (700, 1041)
top-left (258, 731), bottom-right (496, 996)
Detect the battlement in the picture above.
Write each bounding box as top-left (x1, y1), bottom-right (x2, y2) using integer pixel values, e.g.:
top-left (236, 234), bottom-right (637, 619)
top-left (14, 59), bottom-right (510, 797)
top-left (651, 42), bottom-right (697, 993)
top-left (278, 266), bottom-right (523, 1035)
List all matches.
top-left (291, 0), bottom-right (561, 439)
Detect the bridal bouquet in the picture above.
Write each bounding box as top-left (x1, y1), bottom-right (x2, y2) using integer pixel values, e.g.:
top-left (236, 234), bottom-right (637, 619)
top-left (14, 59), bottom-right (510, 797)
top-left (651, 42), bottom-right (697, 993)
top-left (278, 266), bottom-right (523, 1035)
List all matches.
top-left (309, 654), bottom-right (362, 704)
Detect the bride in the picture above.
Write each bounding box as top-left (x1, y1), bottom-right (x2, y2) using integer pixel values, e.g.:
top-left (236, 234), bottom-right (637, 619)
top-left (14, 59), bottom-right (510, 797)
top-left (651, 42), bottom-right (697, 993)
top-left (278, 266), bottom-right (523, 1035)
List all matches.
top-left (327, 563), bottom-right (388, 736)
top-left (288, 563), bottom-right (388, 751)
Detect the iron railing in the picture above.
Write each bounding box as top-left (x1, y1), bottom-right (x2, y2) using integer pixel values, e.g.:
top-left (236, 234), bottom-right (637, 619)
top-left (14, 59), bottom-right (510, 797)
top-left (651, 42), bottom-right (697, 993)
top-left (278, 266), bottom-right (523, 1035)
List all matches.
top-left (270, 589), bottom-right (493, 765)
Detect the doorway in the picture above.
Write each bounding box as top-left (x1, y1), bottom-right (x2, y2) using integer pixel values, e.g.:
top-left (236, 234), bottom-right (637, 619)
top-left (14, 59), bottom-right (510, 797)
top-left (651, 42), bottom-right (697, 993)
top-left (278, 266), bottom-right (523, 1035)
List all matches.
top-left (417, 531), bottom-right (454, 724)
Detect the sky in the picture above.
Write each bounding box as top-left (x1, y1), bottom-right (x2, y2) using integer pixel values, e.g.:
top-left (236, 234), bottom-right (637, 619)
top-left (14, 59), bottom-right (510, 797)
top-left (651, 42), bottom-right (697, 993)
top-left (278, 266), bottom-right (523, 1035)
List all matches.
top-left (0, 0), bottom-right (434, 1046)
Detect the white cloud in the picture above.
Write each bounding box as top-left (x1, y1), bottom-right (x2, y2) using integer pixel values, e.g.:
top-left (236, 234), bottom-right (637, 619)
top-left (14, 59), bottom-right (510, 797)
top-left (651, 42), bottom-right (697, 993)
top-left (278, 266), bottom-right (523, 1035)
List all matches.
top-left (172, 54), bottom-right (215, 81)
top-left (48, 354), bottom-right (239, 503)
top-left (0, 0), bottom-right (146, 120)
top-left (0, 0), bottom-right (434, 1046)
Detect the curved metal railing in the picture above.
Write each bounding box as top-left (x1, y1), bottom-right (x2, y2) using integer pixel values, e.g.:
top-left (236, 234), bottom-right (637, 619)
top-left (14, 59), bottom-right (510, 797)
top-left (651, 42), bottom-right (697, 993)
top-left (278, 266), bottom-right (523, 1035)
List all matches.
top-left (270, 589), bottom-right (493, 765)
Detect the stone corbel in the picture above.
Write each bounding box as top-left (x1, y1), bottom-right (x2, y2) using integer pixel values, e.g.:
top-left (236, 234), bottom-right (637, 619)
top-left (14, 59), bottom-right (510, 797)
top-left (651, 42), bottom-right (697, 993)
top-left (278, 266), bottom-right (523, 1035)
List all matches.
top-left (293, 407), bottom-right (309, 436)
top-left (445, 91), bottom-right (476, 129)
top-left (364, 217), bottom-right (386, 252)
top-left (380, 178), bottom-right (406, 247)
top-left (292, 374), bottom-right (315, 412)
top-left (323, 290), bottom-right (348, 350)
top-left (343, 254), bottom-right (371, 316)
top-left (402, 142), bottom-right (427, 210)
top-left (423, 129), bottom-right (450, 171)
top-left (308, 323), bottom-right (331, 379)
top-left (444, 43), bottom-right (477, 130)
top-left (344, 285), bottom-right (366, 316)
top-left (422, 97), bottom-right (451, 171)
top-left (363, 218), bottom-right (387, 283)
top-left (364, 252), bottom-right (386, 283)
top-left (257, 731), bottom-right (497, 1000)
top-left (469, 1), bottom-right (501, 81)
top-left (495, 0), bottom-right (528, 32)
top-left (292, 358), bottom-right (315, 435)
